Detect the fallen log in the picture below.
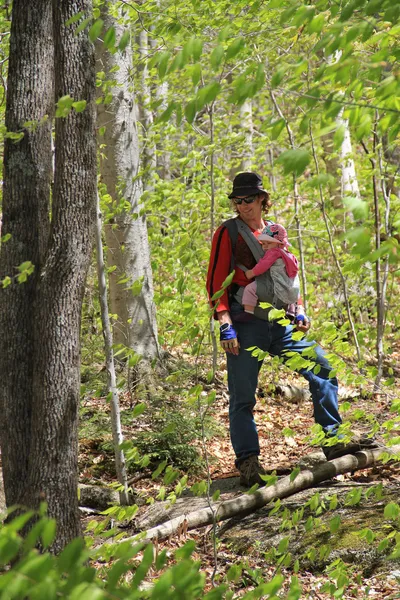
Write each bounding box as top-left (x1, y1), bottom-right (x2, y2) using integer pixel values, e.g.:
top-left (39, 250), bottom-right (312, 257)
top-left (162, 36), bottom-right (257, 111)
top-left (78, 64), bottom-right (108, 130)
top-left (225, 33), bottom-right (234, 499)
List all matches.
top-left (126, 444), bottom-right (400, 543)
top-left (274, 384), bottom-right (360, 404)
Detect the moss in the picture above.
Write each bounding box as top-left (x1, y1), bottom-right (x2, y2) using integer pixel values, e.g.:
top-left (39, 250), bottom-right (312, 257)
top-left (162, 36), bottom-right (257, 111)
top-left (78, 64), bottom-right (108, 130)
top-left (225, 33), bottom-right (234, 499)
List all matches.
top-left (221, 488), bottom-right (400, 575)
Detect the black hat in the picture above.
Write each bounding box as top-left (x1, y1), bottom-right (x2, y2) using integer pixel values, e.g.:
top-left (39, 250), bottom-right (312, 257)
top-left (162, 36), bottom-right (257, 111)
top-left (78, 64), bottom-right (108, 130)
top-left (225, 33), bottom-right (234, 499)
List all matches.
top-left (228, 172), bottom-right (268, 199)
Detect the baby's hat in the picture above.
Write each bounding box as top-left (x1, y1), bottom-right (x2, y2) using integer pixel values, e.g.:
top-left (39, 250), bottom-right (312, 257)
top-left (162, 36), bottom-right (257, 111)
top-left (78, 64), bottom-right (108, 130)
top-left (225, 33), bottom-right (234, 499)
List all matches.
top-left (259, 223), bottom-right (290, 246)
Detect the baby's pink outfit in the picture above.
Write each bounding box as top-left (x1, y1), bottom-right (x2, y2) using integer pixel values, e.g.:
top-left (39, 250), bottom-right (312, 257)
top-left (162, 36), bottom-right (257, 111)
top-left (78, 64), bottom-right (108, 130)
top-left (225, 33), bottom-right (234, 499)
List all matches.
top-left (242, 247), bottom-right (299, 308)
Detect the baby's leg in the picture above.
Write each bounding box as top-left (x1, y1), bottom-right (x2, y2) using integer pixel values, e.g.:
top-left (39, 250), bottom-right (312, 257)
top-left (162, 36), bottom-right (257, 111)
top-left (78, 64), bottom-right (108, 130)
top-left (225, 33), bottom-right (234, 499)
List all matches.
top-left (242, 282), bottom-right (258, 314)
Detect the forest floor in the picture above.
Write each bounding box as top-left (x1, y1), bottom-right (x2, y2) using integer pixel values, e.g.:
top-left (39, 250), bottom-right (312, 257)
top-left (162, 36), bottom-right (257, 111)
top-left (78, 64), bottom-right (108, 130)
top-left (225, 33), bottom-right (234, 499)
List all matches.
top-left (79, 349), bottom-right (400, 599)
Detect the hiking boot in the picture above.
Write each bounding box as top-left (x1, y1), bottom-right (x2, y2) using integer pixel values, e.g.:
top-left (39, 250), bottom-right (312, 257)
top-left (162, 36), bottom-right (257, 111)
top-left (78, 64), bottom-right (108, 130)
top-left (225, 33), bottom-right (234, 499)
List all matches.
top-left (322, 436), bottom-right (383, 461)
top-left (238, 455), bottom-right (266, 487)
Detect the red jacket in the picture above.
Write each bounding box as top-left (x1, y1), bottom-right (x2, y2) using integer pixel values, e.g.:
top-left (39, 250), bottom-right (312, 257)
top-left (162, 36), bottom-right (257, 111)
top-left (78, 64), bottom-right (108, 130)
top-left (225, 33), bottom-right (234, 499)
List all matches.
top-left (206, 220), bottom-right (264, 314)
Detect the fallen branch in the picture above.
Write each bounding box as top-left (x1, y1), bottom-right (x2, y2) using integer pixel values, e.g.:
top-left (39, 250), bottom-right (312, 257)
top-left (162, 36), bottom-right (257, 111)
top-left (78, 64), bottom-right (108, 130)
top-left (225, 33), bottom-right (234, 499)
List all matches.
top-left (274, 384), bottom-right (360, 404)
top-left (125, 444), bottom-right (400, 543)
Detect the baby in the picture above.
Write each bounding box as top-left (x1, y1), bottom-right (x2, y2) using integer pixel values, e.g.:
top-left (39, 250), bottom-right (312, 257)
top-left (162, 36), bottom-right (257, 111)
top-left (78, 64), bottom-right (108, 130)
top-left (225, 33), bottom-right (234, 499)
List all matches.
top-left (242, 223), bottom-right (299, 314)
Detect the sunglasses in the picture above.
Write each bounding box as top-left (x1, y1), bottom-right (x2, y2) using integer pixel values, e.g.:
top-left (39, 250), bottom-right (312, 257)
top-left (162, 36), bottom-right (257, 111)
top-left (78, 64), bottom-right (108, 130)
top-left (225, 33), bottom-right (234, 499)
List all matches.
top-left (232, 194), bottom-right (259, 205)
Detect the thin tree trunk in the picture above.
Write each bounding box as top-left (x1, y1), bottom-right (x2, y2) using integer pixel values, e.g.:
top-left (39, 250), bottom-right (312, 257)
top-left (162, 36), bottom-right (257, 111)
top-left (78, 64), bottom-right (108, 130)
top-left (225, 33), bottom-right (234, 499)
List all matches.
top-left (96, 6), bottom-right (159, 360)
top-left (95, 195), bottom-right (129, 505)
top-left (361, 130), bottom-right (387, 390)
top-left (24, 0), bottom-right (97, 553)
top-left (338, 115), bottom-right (361, 201)
top-left (240, 99), bottom-right (253, 171)
top-left (310, 123), bottom-right (362, 363)
top-left (128, 444), bottom-right (400, 543)
top-left (0, 0), bottom-right (53, 509)
top-left (209, 103), bottom-right (218, 382)
top-left (270, 91), bottom-right (308, 310)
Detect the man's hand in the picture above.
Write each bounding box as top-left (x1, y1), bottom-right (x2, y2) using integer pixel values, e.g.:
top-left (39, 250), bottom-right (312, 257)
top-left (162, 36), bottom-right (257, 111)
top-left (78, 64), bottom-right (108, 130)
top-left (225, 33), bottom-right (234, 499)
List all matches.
top-left (219, 323), bottom-right (240, 355)
top-left (295, 315), bottom-right (311, 333)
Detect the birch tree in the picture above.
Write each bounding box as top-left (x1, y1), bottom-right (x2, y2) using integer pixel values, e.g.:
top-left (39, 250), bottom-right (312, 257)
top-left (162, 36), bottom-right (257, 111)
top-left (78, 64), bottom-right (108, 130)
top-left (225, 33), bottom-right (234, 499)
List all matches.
top-left (96, 5), bottom-right (159, 361)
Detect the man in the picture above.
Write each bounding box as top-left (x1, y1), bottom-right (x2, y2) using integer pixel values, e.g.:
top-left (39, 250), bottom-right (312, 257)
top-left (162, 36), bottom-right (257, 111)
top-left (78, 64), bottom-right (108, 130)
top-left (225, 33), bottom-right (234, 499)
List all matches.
top-left (207, 172), bottom-right (375, 487)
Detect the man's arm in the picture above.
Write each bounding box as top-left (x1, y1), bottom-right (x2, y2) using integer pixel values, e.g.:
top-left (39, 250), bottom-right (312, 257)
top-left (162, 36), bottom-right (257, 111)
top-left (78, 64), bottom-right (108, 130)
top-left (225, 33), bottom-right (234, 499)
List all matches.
top-left (206, 226), bottom-right (240, 355)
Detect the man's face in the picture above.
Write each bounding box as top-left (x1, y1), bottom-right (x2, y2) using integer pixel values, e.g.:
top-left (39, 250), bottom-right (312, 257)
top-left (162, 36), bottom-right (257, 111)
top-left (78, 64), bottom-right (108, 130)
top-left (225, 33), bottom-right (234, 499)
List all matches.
top-left (234, 193), bottom-right (263, 219)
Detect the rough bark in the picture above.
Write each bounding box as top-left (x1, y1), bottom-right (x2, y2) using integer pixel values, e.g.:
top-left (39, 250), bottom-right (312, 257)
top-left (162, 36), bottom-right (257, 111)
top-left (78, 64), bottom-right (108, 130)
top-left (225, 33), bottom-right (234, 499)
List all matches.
top-left (129, 445), bottom-right (400, 543)
top-left (22, 0), bottom-right (97, 553)
top-left (138, 29), bottom-right (156, 190)
top-left (96, 6), bottom-right (159, 360)
top-left (0, 0), bottom-right (53, 509)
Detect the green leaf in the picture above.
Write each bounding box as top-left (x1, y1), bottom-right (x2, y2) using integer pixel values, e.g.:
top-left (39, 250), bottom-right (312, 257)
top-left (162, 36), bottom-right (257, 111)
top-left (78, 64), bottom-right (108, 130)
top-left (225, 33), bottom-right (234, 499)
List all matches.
top-left (152, 460), bottom-right (168, 480)
top-left (218, 26), bottom-right (231, 41)
top-left (88, 18), bottom-right (104, 42)
top-left (330, 515), bottom-right (341, 533)
top-left (1, 233), bottom-right (11, 244)
top-left (131, 543), bottom-right (154, 588)
top-left (384, 502), bottom-right (400, 519)
top-left (269, 308), bottom-right (286, 321)
top-left (163, 467), bottom-right (179, 485)
top-left (290, 467), bottom-right (300, 482)
top-left (66, 11), bottom-right (85, 26)
top-left (308, 14), bottom-right (325, 33)
top-left (227, 563), bottom-right (242, 582)
top-left (271, 67), bottom-right (285, 88)
top-left (74, 17), bottom-right (92, 36)
top-left (343, 196), bottom-right (368, 220)
top-left (7, 511), bottom-right (35, 533)
top-left (168, 51), bottom-right (185, 73)
top-left (155, 101), bottom-right (176, 124)
top-left (270, 118), bottom-right (286, 140)
top-left (55, 94), bottom-right (74, 118)
top-left (185, 100), bottom-right (197, 123)
top-left (196, 82), bottom-right (221, 109)
top-left (246, 483), bottom-right (260, 494)
top-left (226, 37), bottom-right (245, 60)
top-left (212, 489), bottom-right (220, 501)
top-left (276, 149), bottom-right (310, 177)
top-left (154, 51), bottom-right (170, 78)
top-left (191, 64), bottom-right (202, 86)
top-left (333, 124), bottom-right (346, 149)
top-left (292, 330), bottom-right (305, 341)
top-left (221, 270), bottom-right (235, 289)
top-left (104, 26), bottom-right (116, 50)
top-left (192, 38), bottom-right (203, 61)
top-left (132, 403), bottom-right (146, 418)
top-left (175, 540), bottom-right (196, 559)
top-left (277, 536), bottom-right (289, 554)
top-left (340, 1), bottom-right (357, 22)
top-left (58, 537), bottom-right (86, 573)
top-left (72, 100), bottom-right (87, 113)
top-left (210, 45), bottom-right (224, 70)
top-left (41, 519), bottom-right (57, 549)
top-left (118, 30), bottom-right (130, 52)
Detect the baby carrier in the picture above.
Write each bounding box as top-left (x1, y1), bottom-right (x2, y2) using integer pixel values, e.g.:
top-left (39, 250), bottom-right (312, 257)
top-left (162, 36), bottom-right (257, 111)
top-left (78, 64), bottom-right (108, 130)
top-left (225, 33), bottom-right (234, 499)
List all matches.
top-left (223, 217), bottom-right (300, 314)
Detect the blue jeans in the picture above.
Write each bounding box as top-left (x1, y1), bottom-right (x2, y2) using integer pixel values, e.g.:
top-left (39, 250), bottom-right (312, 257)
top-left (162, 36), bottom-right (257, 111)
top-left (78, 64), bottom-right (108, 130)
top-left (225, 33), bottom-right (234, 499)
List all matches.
top-left (227, 308), bottom-right (341, 466)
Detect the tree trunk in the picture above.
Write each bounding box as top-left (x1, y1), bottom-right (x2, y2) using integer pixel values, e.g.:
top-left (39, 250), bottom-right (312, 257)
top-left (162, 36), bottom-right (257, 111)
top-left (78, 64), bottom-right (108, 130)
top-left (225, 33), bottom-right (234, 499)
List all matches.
top-left (130, 445), bottom-right (400, 543)
top-left (240, 99), bottom-right (253, 171)
top-left (338, 115), bottom-right (361, 201)
top-left (0, 0), bottom-right (53, 509)
top-left (96, 6), bottom-right (159, 360)
top-left (95, 195), bottom-right (129, 505)
top-left (23, 0), bottom-right (97, 553)
top-left (138, 28), bottom-right (156, 191)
